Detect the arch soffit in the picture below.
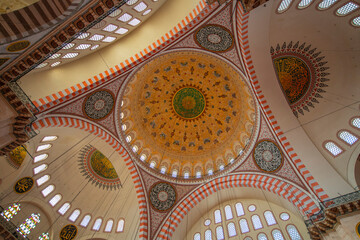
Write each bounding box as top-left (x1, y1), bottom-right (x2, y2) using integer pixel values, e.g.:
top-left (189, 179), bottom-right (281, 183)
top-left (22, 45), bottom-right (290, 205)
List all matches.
top-left (30, 115), bottom-right (149, 239)
top-left (155, 173), bottom-right (319, 239)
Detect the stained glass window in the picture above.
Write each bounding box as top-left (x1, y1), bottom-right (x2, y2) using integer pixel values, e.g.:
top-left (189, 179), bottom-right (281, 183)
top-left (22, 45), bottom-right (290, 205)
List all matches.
top-left (17, 213), bottom-right (41, 237)
top-left (38, 232), bottom-right (50, 240)
top-left (1, 203), bottom-right (21, 221)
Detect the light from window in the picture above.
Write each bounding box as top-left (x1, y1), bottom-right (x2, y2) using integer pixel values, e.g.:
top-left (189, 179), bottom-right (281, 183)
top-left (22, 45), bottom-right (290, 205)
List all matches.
top-left (62, 53), bottom-right (79, 59)
top-left (194, 232), bottom-right (201, 240)
top-left (41, 185), bottom-right (54, 197)
top-left (252, 215), bottom-right (263, 230)
top-left (34, 164), bottom-right (48, 175)
top-left (140, 154), bottom-right (147, 161)
top-left (42, 136), bottom-right (57, 142)
top-left (103, 24), bottom-right (118, 32)
top-left (324, 141), bottom-right (343, 156)
top-left (205, 230), bottom-right (212, 240)
top-left (36, 62), bottom-right (48, 69)
top-left (336, 2), bottom-right (359, 16)
top-left (184, 172), bottom-right (189, 179)
top-left (115, 27), bottom-right (129, 34)
top-left (126, 0), bottom-right (138, 5)
top-left (36, 144), bottom-right (51, 152)
top-left (352, 16), bottom-right (360, 26)
top-left (77, 32), bottom-right (89, 39)
top-left (258, 233), bottom-right (268, 240)
top-left (91, 45), bottom-right (99, 50)
top-left (214, 209), bottom-right (222, 223)
top-left (118, 13), bottom-right (132, 22)
top-left (248, 205), bottom-right (256, 212)
top-left (227, 222), bottom-right (237, 237)
top-left (51, 61), bottom-right (61, 67)
top-left (105, 219), bottom-right (114, 232)
top-left (49, 194), bottom-right (62, 206)
top-left (92, 218), bottom-right (102, 231)
top-left (134, 2), bottom-right (147, 12)
top-left (298, 0), bottom-right (313, 8)
top-left (80, 215), bottom-right (91, 227)
top-left (235, 202), bottom-right (245, 216)
top-left (110, 9), bottom-right (121, 17)
top-left (219, 165), bottom-right (224, 170)
top-left (196, 171), bottom-right (201, 178)
top-left (36, 175), bottom-right (50, 186)
top-left (34, 154), bottom-right (48, 163)
top-left (272, 229), bottom-right (285, 240)
top-left (62, 43), bottom-right (75, 49)
top-left (132, 145), bottom-right (138, 153)
top-left (352, 117), bottom-right (360, 128)
top-left (204, 219), bottom-right (211, 226)
top-left (172, 170), bottom-right (178, 177)
top-left (117, 219), bottom-right (125, 232)
top-left (277, 0), bottom-right (293, 12)
top-left (103, 36), bottom-right (116, 43)
top-left (160, 167), bottom-right (166, 174)
top-left (149, 161), bottom-right (155, 168)
top-left (128, 18), bottom-right (141, 26)
top-left (143, 9), bottom-right (152, 15)
top-left (49, 54), bottom-right (61, 59)
top-left (68, 209), bottom-right (80, 222)
top-left (264, 211), bottom-right (276, 226)
top-left (89, 34), bottom-right (105, 41)
top-left (339, 131), bottom-right (358, 145)
top-left (75, 44), bottom-right (91, 50)
top-left (58, 203), bottom-right (70, 215)
top-left (216, 226), bottom-right (224, 240)
top-left (318, 0), bottom-right (338, 9)
top-left (208, 169), bottom-right (213, 175)
top-left (244, 237), bottom-right (253, 240)
top-left (126, 135), bottom-right (132, 142)
top-left (239, 219), bottom-right (250, 233)
top-left (280, 212), bottom-right (290, 221)
top-left (287, 225), bottom-right (302, 240)
top-left (225, 205), bottom-right (233, 220)
top-left (122, 124), bottom-right (127, 131)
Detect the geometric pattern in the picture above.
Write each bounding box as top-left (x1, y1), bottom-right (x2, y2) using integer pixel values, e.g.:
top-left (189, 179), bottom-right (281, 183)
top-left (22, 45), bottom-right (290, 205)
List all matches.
top-left (253, 140), bottom-right (283, 172)
top-left (83, 90), bottom-right (114, 120)
top-left (271, 41), bottom-right (329, 117)
top-left (149, 182), bottom-right (177, 212)
top-left (195, 24), bottom-right (234, 52)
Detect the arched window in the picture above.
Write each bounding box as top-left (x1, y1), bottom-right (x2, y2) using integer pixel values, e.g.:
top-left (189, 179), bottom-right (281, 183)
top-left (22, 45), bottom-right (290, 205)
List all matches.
top-left (286, 225), bottom-right (302, 240)
top-left (160, 167), bottom-right (166, 174)
top-left (140, 154), bottom-right (147, 161)
top-left (252, 215), bottom-right (263, 230)
top-left (105, 219), bottom-right (114, 232)
top-left (34, 154), bottom-right (48, 163)
top-left (49, 194), bottom-right (62, 206)
top-left (216, 226), bottom-right (224, 240)
top-left (42, 136), bottom-right (57, 142)
top-left (352, 16), bottom-right (360, 27)
top-left (117, 219), bottom-right (125, 232)
top-left (336, 2), bottom-right (359, 16)
top-left (92, 218), bottom-right (102, 231)
top-left (324, 141), bottom-right (343, 156)
top-left (258, 233), bottom-right (268, 240)
top-left (38, 232), bottom-right (50, 240)
top-left (1, 203), bottom-right (21, 221)
top-left (36, 175), bottom-right (50, 186)
top-left (80, 215), bottom-right (91, 227)
top-left (338, 130), bottom-right (358, 145)
top-left (68, 209), bottom-right (81, 222)
top-left (244, 237), bottom-right (253, 240)
top-left (132, 145), bottom-right (138, 153)
top-left (196, 171), bottom-right (201, 178)
top-left (34, 164), bottom-right (48, 175)
top-left (227, 222), bottom-right (237, 237)
top-left (351, 117), bottom-right (360, 129)
top-left (41, 185), bottom-right (54, 197)
top-left (126, 135), bottom-right (132, 142)
top-left (172, 170), bottom-right (178, 177)
top-left (58, 202), bottom-right (70, 215)
top-left (224, 205), bottom-right (233, 220)
top-left (194, 233), bottom-right (201, 240)
top-left (149, 161), bottom-right (156, 168)
top-left (36, 144), bottom-right (52, 152)
top-left (272, 229), bottom-right (285, 240)
top-left (298, 0), bottom-right (313, 9)
top-left (208, 169), bottom-right (213, 175)
top-left (235, 202), bottom-right (244, 216)
top-left (239, 219), bottom-right (250, 233)
top-left (205, 230), bottom-right (212, 240)
top-left (214, 209), bottom-right (222, 223)
top-left (277, 0), bottom-right (293, 13)
top-left (264, 211), bottom-right (276, 226)
top-left (318, 0), bottom-right (338, 10)
top-left (16, 213), bottom-right (40, 237)
top-left (184, 172), bottom-right (189, 179)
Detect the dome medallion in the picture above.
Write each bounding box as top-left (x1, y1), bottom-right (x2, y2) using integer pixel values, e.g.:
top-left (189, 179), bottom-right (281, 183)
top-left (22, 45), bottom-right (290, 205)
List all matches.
top-left (117, 51), bottom-right (257, 181)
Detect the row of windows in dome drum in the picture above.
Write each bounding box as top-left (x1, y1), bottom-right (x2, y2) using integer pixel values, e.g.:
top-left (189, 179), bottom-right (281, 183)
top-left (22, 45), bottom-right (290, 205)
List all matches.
top-left (194, 225), bottom-right (301, 240)
top-left (277, 0), bottom-right (360, 26)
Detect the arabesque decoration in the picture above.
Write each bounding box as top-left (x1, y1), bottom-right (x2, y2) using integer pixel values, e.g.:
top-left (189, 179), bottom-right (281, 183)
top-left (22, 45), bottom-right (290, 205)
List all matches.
top-left (60, 224), bottom-right (77, 240)
top-left (7, 145), bottom-right (27, 169)
top-left (271, 41), bottom-right (329, 117)
top-left (14, 177), bottom-right (34, 194)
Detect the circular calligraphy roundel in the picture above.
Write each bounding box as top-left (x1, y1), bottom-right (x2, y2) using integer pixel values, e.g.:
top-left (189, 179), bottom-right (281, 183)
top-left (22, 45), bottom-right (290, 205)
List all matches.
top-left (60, 224), bottom-right (77, 240)
top-left (14, 177), bottom-right (34, 194)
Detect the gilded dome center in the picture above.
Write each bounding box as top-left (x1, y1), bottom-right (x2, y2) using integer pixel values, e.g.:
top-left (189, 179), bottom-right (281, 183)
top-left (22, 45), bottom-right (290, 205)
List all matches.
top-left (172, 87), bottom-right (206, 119)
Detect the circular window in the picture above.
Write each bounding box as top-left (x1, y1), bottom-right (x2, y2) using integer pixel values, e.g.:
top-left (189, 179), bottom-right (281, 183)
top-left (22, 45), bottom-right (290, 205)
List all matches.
top-left (280, 212), bottom-right (290, 221)
top-left (204, 219), bottom-right (211, 226)
top-left (248, 205), bottom-right (256, 212)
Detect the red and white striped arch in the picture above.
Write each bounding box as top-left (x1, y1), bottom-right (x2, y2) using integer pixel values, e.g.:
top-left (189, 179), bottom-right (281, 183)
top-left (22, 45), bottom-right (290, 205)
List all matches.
top-left (31, 116), bottom-right (149, 239)
top-left (156, 173), bottom-right (319, 239)
top-left (235, 3), bottom-right (329, 201)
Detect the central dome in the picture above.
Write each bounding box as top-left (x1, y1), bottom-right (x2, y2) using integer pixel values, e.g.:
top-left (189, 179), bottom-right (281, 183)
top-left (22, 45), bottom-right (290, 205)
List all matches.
top-left (118, 51), bottom-right (256, 180)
